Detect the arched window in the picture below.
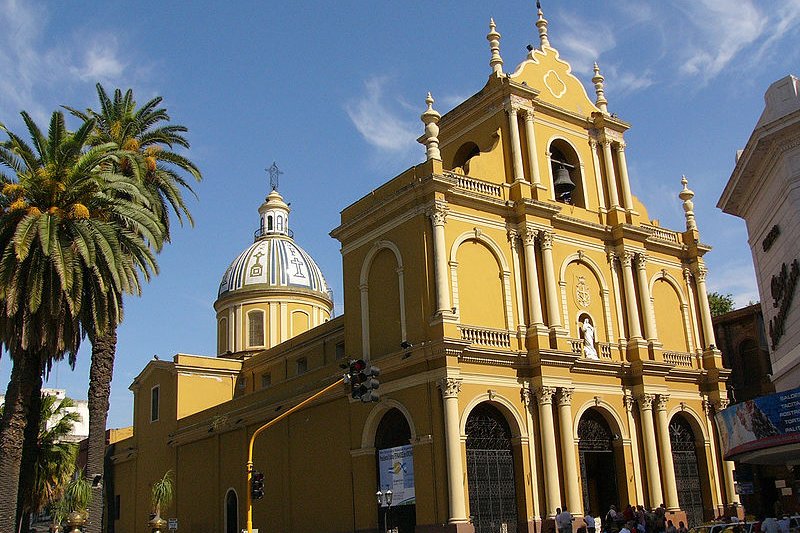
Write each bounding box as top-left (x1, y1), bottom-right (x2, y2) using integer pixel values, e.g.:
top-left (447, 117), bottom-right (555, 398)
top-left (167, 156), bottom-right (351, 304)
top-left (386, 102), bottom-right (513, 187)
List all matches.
top-left (218, 318), bottom-right (228, 355)
top-left (452, 141), bottom-right (480, 174)
top-left (669, 416), bottom-right (704, 527)
top-left (225, 489), bottom-right (238, 533)
top-left (277, 216), bottom-right (283, 231)
top-left (267, 215), bottom-right (273, 231)
top-left (466, 403), bottom-right (518, 533)
top-left (374, 409), bottom-right (414, 532)
top-left (550, 140), bottom-right (585, 208)
top-left (248, 310), bottom-right (265, 347)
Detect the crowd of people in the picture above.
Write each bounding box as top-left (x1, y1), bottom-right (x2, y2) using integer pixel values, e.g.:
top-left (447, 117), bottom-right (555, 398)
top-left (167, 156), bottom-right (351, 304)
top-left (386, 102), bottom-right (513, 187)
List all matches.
top-left (552, 501), bottom-right (797, 533)
top-left (554, 504), bottom-right (689, 533)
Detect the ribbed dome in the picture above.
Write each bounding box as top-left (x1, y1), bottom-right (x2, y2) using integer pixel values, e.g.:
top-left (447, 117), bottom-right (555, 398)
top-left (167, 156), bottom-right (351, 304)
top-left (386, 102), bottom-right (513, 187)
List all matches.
top-left (217, 188), bottom-right (331, 301)
top-left (218, 236), bottom-right (330, 298)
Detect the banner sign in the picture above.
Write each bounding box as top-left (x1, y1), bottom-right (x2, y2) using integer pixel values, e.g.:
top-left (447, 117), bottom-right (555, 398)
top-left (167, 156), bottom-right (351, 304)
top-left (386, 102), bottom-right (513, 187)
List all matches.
top-left (715, 386), bottom-right (800, 459)
top-left (378, 445), bottom-right (415, 506)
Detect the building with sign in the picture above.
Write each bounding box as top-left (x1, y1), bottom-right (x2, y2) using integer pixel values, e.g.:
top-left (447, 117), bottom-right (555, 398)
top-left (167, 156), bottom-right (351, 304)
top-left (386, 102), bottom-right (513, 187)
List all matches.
top-left (108, 7), bottom-right (739, 533)
top-left (716, 75), bottom-right (800, 509)
top-left (718, 74), bottom-right (800, 394)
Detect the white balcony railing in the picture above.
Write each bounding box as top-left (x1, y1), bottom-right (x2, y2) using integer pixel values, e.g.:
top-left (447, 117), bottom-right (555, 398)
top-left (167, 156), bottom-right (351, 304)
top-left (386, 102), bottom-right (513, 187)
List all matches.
top-left (459, 325), bottom-right (512, 348)
top-left (446, 172), bottom-right (503, 198)
top-left (663, 351), bottom-right (694, 368)
top-left (643, 224), bottom-right (680, 244)
top-left (571, 339), bottom-right (614, 360)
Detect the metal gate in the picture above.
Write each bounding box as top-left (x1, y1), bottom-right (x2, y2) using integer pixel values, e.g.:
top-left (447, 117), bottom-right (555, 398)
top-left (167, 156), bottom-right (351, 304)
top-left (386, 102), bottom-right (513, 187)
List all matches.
top-left (466, 404), bottom-right (518, 533)
top-left (578, 409), bottom-right (618, 517)
top-left (670, 417), bottom-right (704, 527)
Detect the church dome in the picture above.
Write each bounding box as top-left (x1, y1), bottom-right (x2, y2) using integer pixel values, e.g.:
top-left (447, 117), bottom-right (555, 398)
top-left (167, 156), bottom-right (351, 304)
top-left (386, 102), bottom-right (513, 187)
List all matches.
top-left (214, 181), bottom-right (333, 357)
top-left (217, 189), bottom-right (331, 301)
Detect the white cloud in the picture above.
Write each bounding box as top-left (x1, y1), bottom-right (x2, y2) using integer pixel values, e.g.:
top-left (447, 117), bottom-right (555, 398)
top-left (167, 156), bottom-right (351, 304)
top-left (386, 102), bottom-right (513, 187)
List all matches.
top-left (677, 0), bottom-right (766, 81)
top-left (73, 38), bottom-right (126, 82)
top-left (345, 77), bottom-right (418, 153)
top-left (556, 14), bottom-right (616, 76)
top-left (0, 0), bottom-right (135, 128)
top-left (606, 67), bottom-right (655, 96)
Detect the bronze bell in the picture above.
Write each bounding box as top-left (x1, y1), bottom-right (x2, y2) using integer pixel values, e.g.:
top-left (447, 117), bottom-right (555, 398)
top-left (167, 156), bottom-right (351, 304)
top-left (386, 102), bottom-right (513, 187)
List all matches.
top-left (553, 165), bottom-right (575, 201)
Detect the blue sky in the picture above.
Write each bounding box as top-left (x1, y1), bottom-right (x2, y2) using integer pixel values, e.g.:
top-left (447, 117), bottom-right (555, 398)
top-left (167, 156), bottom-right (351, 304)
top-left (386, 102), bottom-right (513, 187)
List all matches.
top-left (1, 0), bottom-right (799, 427)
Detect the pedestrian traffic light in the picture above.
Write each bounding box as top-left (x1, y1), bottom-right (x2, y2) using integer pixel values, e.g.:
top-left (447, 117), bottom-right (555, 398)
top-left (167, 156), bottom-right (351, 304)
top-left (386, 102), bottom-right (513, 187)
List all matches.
top-left (251, 470), bottom-right (265, 500)
top-left (348, 359), bottom-right (380, 402)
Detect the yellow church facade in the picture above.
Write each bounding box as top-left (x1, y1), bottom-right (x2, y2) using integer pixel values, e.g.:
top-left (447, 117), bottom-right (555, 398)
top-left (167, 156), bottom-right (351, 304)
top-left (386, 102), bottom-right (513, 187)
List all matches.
top-left (108, 8), bottom-right (739, 533)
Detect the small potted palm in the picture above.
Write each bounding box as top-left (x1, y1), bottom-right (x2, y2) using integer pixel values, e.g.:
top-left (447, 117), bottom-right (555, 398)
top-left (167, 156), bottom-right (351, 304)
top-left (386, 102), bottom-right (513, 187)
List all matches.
top-left (149, 470), bottom-right (174, 533)
top-left (63, 473), bottom-right (91, 532)
top-left (49, 497), bottom-right (69, 533)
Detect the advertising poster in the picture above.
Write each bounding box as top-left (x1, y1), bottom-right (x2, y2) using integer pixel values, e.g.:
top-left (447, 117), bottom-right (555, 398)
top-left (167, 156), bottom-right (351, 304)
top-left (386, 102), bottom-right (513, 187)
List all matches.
top-left (378, 445), bottom-right (415, 506)
top-left (715, 386), bottom-right (800, 458)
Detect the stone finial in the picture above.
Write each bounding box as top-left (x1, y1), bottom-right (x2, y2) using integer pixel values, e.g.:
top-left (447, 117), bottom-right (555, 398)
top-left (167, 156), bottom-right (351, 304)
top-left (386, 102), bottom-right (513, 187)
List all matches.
top-left (592, 62), bottom-right (609, 114)
top-left (420, 92), bottom-right (441, 161)
top-left (487, 18), bottom-right (504, 75)
top-left (679, 175), bottom-right (697, 231)
top-left (536, 0), bottom-right (550, 48)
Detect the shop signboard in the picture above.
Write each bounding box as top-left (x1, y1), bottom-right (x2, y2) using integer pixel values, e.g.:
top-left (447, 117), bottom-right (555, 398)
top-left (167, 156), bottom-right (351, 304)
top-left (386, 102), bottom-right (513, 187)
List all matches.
top-left (716, 386), bottom-right (800, 459)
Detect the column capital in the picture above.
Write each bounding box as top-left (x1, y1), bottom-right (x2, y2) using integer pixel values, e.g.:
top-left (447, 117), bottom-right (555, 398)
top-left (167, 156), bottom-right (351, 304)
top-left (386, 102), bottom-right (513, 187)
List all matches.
top-left (522, 226), bottom-right (538, 246)
top-left (712, 398), bottom-right (729, 411)
top-left (521, 386), bottom-right (533, 407)
top-left (539, 230), bottom-right (554, 250)
top-left (439, 377), bottom-right (462, 399)
top-left (505, 103), bottom-right (521, 116)
top-left (655, 394), bottom-right (670, 412)
top-left (617, 141), bottom-right (627, 151)
top-left (427, 203), bottom-right (449, 226)
top-left (607, 250), bottom-right (617, 264)
top-left (507, 228), bottom-right (519, 244)
top-left (623, 394), bottom-right (635, 413)
top-left (702, 398), bottom-right (713, 417)
top-left (600, 138), bottom-right (612, 148)
top-left (695, 266), bottom-right (708, 282)
top-left (521, 107), bottom-right (535, 121)
top-left (556, 387), bottom-right (574, 407)
top-left (635, 252), bottom-right (649, 271)
top-left (536, 386), bottom-right (557, 405)
top-left (620, 250), bottom-right (635, 268)
top-left (636, 393), bottom-right (655, 410)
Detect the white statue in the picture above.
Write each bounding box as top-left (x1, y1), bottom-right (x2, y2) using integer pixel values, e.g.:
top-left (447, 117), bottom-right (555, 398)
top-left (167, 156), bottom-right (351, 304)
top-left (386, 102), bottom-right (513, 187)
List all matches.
top-left (581, 318), bottom-right (598, 359)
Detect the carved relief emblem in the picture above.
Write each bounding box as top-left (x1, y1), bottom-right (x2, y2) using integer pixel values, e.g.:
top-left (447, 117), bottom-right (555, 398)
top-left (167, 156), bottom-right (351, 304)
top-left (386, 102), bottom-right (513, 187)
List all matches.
top-left (575, 275), bottom-right (590, 307)
top-left (544, 70), bottom-right (566, 98)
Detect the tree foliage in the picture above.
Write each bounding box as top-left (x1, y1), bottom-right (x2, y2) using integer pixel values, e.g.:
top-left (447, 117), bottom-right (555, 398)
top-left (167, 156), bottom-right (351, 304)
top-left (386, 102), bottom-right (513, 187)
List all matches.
top-left (0, 109), bottom-right (164, 532)
top-left (19, 394), bottom-right (79, 519)
top-left (708, 292), bottom-right (735, 317)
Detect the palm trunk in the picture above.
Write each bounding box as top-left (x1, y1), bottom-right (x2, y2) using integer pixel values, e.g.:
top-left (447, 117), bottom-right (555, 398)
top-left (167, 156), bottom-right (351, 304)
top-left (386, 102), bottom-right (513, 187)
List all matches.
top-left (16, 380), bottom-right (44, 533)
top-left (0, 354), bottom-right (43, 532)
top-left (84, 327), bottom-right (117, 533)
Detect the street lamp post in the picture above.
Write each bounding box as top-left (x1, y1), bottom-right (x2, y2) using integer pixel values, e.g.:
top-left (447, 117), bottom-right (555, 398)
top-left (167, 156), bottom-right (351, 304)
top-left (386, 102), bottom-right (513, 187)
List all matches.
top-left (376, 487), bottom-right (393, 533)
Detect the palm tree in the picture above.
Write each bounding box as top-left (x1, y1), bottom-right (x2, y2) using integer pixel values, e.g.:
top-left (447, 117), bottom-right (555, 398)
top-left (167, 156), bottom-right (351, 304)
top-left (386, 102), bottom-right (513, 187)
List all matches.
top-left (15, 394), bottom-right (80, 533)
top-left (0, 110), bottom-right (163, 532)
top-left (67, 85), bottom-right (201, 533)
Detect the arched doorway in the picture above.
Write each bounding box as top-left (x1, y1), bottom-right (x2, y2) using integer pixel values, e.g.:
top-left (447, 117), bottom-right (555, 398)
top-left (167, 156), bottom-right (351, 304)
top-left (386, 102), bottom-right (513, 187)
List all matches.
top-left (578, 409), bottom-right (618, 516)
top-left (375, 408), bottom-right (416, 533)
top-left (670, 416), bottom-right (704, 527)
top-left (224, 489), bottom-right (238, 533)
top-left (465, 403), bottom-right (518, 533)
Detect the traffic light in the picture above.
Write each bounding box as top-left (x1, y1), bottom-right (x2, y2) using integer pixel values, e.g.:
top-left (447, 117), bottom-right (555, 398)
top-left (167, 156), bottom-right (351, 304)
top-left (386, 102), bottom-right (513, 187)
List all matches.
top-left (251, 470), bottom-right (265, 500)
top-left (348, 359), bottom-right (380, 402)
